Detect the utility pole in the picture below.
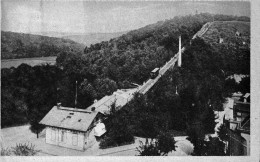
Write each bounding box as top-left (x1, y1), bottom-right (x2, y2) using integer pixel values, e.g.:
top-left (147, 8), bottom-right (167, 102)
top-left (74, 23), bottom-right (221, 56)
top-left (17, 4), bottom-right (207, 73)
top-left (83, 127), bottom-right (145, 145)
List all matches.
top-left (75, 80), bottom-right (78, 108)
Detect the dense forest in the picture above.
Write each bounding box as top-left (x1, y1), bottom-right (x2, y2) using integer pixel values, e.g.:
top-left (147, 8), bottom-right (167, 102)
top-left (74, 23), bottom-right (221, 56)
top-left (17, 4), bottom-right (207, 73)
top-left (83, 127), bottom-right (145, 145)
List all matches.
top-left (1, 13), bottom-right (250, 150)
top-left (1, 31), bottom-right (84, 59)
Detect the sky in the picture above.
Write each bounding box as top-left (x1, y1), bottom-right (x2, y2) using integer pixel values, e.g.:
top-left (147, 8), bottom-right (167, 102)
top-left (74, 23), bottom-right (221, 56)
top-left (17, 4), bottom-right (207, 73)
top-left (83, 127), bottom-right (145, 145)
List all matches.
top-left (1, 0), bottom-right (250, 34)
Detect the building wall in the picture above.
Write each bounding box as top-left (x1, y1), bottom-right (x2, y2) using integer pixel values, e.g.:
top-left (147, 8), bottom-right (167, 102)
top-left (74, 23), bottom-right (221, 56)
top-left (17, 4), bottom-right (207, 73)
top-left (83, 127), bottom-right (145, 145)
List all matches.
top-left (84, 128), bottom-right (97, 150)
top-left (241, 133), bottom-right (250, 155)
top-left (228, 130), bottom-right (247, 156)
top-left (46, 127), bottom-right (85, 151)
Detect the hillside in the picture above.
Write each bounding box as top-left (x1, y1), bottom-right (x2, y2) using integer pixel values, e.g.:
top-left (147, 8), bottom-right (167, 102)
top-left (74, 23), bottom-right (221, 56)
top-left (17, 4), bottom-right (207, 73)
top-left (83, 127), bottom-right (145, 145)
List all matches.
top-left (1, 31), bottom-right (85, 59)
top-left (200, 21), bottom-right (250, 48)
top-left (198, 21), bottom-right (250, 75)
top-left (62, 31), bottom-right (128, 46)
top-left (76, 14), bottom-right (249, 85)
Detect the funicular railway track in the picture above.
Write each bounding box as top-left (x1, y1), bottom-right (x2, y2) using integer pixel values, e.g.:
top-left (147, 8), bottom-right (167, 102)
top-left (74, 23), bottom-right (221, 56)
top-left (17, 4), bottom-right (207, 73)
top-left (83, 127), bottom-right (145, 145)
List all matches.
top-left (138, 22), bottom-right (212, 94)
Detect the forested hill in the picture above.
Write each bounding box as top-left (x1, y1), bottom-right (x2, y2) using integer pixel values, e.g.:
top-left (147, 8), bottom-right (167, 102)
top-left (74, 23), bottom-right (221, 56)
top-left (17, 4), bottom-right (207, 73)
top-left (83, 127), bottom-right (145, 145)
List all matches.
top-left (1, 31), bottom-right (85, 59)
top-left (75, 13), bottom-right (250, 85)
top-left (200, 21), bottom-right (250, 75)
top-left (201, 21), bottom-right (250, 48)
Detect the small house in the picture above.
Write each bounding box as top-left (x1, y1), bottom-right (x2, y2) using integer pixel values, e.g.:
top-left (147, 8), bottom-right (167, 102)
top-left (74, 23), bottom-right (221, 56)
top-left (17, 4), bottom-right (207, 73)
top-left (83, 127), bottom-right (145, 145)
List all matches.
top-left (39, 88), bottom-right (137, 151)
top-left (40, 104), bottom-right (106, 151)
top-left (219, 38), bottom-right (224, 44)
top-left (242, 93), bottom-right (250, 103)
top-left (235, 31), bottom-right (241, 37)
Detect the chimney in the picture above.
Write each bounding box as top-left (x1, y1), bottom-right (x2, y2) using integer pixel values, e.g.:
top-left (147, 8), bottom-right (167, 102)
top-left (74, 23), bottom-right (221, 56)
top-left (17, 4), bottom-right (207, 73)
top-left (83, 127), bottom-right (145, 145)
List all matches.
top-left (178, 36), bottom-right (182, 67)
top-left (57, 103), bottom-right (61, 109)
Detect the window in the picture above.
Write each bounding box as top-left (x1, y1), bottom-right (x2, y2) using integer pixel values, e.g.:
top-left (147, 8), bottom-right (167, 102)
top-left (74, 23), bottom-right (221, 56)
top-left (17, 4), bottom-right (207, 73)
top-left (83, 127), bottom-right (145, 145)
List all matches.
top-left (72, 133), bottom-right (78, 146)
top-left (61, 131), bottom-right (66, 142)
top-left (51, 129), bottom-right (56, 141)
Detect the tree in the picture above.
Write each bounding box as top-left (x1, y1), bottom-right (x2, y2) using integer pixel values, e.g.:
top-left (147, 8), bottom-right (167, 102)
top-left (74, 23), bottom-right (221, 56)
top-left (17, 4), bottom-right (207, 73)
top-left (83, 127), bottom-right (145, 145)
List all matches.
top-left (136, 132), bottom-right (176, 156)
top-left (157, 131), bottom-right (177, 155)
top-left (94, 78), bottom-right (118, 98)
top-left (100, 102), bottom-right (135, 149)
top-left (186, 122), bottom-right (206, 156)
top-left (203, 137), bottom-right (226, 156)
top-left (237, 76), bottom-right (250, 94)
top-left (218, 124), bottom-right (229, 142)
top-left (203, 107), bottom-right (217, 134)
top-left (78, 79), bottom-right (97, 107)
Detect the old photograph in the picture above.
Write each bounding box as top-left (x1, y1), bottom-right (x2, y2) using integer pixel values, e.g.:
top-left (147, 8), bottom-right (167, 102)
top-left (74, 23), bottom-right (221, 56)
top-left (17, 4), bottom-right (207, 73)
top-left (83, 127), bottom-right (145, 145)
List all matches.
top-left (1, 0), bottom-right (258, 160)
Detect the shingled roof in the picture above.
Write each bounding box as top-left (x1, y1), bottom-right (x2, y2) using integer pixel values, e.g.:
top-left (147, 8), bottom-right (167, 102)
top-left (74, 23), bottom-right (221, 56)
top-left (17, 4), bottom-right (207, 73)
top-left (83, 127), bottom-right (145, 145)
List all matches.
top-left (40, 106), bottom-right (100, 132)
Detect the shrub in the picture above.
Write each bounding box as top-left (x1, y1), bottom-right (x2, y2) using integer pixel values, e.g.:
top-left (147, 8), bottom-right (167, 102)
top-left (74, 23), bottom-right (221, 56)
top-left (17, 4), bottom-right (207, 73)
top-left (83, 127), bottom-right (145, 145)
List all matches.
top-left (1, 143), bottom-right (40, 156)
top-left (99, 136), bottom-right (117, 149)
top-left (157, 132), bottom-right (177, 155)
top-left (1, 147), bottom-right (12, 156)
top-left (136, 139), bottom-right (161, 156)
top-left (11, 143), bottom-right (40, 156)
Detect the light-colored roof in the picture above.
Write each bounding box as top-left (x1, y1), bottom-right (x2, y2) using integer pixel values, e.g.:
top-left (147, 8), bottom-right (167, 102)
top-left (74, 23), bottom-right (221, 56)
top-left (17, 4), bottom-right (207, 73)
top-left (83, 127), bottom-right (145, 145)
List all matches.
top-left (86, 95), bottom-right (114, 110)
top-left (40, 106), bottom-right (99, 132)
top-left (85, 88), bottom-right (138, 113)
top-left (244, 93), bottom-right (250, 98)
top-left (151, 68), bottom-right (159, 73)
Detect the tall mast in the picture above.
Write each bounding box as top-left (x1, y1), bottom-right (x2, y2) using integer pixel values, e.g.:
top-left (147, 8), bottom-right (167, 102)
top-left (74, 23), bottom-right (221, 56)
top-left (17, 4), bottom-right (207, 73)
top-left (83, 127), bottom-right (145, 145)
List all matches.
top-left (178, 36), bottom-right (182, 67)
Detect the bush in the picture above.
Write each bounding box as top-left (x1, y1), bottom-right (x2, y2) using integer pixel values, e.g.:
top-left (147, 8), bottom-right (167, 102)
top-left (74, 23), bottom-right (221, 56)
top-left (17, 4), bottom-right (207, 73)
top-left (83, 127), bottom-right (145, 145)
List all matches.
top-left (99, 134), bottom-right (135, 149)
top-left (1, 143), bottom-right (40, 156)
top-left (157, 132), bottom-right (176, 155)
top-left (136, 139), bottom-right (161, 156)
top-left (99, 136), bottom-right (117, 149)
top-left (1, 147), bottom-right (12, 156)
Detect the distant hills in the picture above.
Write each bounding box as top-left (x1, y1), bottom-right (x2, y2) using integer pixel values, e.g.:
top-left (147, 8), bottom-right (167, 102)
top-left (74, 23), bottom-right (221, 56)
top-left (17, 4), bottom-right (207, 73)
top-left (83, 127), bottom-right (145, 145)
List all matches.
top-left (62, 31), bottom-right (128, 46)
top-left (1, 31), bottom-right (85, 59)
top-left (31, 31), bottom-right (128, 46)
top-left (74, 13), bottom-right (250, 84)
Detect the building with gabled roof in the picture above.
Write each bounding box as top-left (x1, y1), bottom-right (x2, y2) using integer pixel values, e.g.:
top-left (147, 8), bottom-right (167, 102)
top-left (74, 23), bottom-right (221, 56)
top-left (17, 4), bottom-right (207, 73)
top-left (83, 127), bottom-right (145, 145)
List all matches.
top-left (40, 104), bottom-right (105, 151)
top-left (40, 88), bottom-right (137, 151)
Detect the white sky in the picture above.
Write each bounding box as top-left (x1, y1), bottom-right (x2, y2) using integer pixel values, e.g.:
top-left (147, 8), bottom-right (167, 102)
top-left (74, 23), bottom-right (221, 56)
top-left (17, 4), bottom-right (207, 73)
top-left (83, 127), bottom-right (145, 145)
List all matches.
top-left (1, 1), bottom-right (250, 34)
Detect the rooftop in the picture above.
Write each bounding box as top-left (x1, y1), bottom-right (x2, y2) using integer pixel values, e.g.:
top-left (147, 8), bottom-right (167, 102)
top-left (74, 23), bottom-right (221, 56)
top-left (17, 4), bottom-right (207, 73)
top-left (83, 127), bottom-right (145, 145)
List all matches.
top-left (40, 106), bottom-right (99, 132)
top-left (151, 68), bottom-right (159, 73)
